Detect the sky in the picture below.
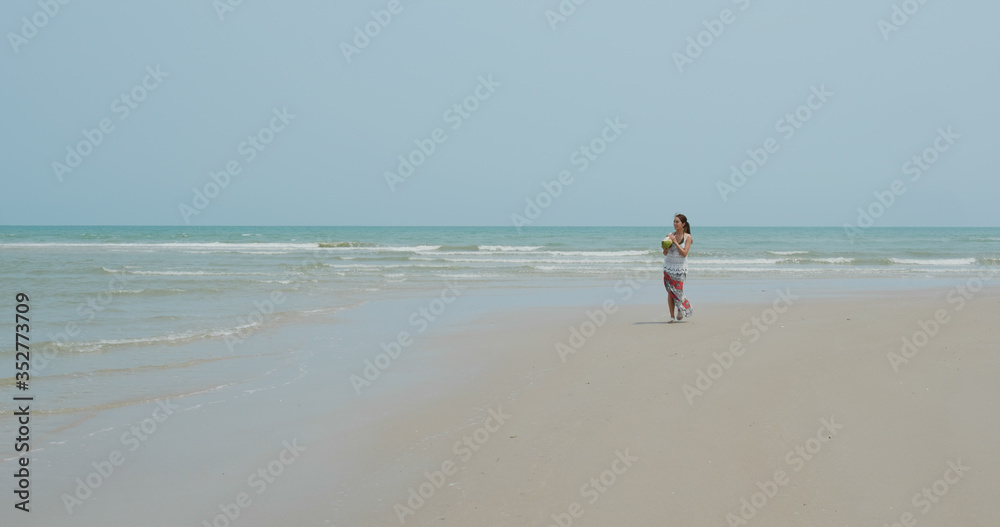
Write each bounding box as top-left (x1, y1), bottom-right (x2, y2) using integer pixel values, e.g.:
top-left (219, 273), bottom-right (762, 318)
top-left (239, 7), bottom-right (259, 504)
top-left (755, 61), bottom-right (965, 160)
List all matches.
top-left (1, 0), bottom-right (998, 227)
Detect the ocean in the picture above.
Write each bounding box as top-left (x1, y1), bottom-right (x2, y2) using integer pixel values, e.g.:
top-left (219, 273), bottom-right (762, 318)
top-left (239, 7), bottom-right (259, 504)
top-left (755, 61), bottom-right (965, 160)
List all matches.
top-left (1, 225), bottom-right (998, 444)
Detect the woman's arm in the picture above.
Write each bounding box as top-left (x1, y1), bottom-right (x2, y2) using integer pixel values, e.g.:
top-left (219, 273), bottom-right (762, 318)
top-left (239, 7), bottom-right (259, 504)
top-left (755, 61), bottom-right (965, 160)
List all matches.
top-left (676, 234), bottom-right (692, 257)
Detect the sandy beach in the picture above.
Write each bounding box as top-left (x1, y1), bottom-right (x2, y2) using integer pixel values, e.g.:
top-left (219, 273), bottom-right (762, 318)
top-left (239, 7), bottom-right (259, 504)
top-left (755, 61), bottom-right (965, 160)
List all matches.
top-left (8, 279), bottom-right (999, 526)
top-left (312, 285), bottom-right (1000, 526)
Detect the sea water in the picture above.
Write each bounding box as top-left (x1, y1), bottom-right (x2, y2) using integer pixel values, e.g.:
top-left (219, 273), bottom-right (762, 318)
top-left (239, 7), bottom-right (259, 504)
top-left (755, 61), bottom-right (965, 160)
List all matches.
top-left (1, 225), bottom-right (997, 443)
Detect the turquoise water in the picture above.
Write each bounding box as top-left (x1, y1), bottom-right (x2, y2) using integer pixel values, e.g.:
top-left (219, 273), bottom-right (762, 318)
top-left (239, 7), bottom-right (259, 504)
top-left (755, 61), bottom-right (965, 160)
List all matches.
top-left (0, 225), bottom-right (997, 438)
top-left (2, 225), bottom-right (998, 351)
top-left (4, 226), bottom-right (997, 281)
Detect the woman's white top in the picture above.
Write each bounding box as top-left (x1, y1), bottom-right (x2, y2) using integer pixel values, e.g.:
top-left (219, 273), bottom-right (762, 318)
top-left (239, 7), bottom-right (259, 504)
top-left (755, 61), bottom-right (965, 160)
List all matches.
top-left (663, 234), bottom-right (689, 274)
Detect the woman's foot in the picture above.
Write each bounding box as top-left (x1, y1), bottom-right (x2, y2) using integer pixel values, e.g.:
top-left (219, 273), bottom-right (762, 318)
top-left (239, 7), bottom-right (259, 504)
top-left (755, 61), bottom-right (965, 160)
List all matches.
top-left (677, 310), bottom-right (684, 321)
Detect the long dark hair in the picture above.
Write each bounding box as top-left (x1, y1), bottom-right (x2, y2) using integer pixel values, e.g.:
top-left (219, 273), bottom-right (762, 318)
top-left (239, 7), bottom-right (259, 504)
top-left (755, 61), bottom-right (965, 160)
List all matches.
top-left (675, 213), bottom-right (691, 235)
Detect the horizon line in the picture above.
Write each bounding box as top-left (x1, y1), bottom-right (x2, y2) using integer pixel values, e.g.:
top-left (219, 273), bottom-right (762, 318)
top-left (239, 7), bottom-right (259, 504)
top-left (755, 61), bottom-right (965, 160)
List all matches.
top-left (2, 225), bottom-right (998, 229)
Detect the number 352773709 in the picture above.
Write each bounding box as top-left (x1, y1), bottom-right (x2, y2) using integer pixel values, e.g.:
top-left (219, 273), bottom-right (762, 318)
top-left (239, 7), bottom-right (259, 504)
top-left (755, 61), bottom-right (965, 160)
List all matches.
top-left (15, 293), bottom-right (30, 387)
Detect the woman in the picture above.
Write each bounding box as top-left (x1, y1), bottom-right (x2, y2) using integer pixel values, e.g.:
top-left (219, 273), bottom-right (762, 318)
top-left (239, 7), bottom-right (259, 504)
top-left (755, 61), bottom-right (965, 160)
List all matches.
top-left (663, 213), bottom-right (693, 322)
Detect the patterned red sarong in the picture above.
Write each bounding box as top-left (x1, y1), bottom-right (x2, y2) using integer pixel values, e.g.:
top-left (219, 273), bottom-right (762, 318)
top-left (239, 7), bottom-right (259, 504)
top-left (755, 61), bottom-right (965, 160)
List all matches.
top-left (663, 271), bottom-right (693, 318)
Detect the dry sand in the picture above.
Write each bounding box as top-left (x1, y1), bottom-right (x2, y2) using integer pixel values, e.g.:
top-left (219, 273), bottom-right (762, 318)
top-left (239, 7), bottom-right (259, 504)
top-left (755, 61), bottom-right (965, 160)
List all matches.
top-left (300, 286), bottom-right (1000, 526)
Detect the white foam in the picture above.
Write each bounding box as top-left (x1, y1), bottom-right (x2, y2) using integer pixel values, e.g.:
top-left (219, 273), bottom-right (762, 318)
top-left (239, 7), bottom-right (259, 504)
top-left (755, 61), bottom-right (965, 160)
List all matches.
top-left (435, 273), bottom-right (500, 279)
top-left (104, 268), bottom-right (275, 276)
top-left (4, 242), bottom-right (316, 251)
top-left (53, 322), bottom-right (264, 353)
top-left (695, 258), bottom-right (782, 265)
top-left (478, 245), bottom-right (543, 251)
top-left (889, 258), bottom-right (977, 266)
top-left (413, 257), bottom-right (641, 265)
top-left (544, 250), bottom-right (650, 257)
top-left (371, 245), bottom-right (441, 252)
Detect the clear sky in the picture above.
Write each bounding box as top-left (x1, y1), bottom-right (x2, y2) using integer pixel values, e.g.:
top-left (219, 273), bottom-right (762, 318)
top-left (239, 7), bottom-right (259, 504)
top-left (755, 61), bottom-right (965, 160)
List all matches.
top-left (2, 1), bottom-right (997, 227)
